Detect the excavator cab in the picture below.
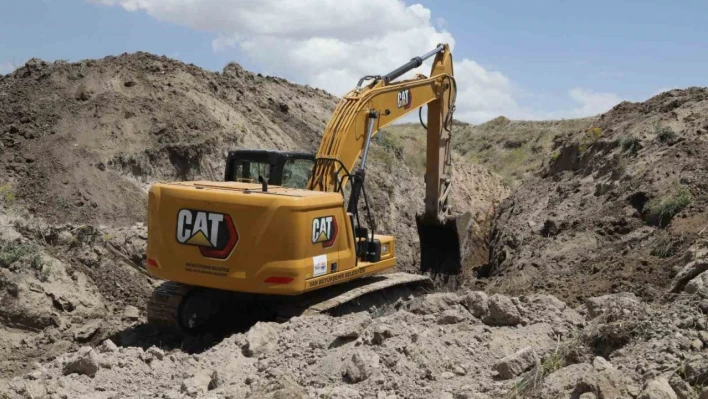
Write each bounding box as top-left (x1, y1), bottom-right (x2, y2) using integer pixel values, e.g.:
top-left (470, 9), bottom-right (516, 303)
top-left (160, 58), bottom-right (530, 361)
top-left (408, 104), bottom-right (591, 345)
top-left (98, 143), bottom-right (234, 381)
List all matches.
top-left (224, 149), bottom-right (315, 189)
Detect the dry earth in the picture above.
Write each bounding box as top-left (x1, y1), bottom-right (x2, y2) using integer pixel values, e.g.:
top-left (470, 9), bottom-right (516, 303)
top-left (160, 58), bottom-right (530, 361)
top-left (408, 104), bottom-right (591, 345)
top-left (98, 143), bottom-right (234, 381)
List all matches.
top-left (0, 54), bottom-right (707, 399)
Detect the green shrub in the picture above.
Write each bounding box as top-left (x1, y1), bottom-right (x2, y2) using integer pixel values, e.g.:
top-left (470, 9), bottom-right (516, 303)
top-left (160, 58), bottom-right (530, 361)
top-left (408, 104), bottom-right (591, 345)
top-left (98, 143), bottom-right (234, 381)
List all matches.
top-left (0, 184), bottom-right (15, 205)
top-left (654, 123), bottom-right (678, 144)
top-left (615, 136), bottom-right (641, 155)
top-left (579, 127), bottom-right (603, 153)
top-left (0, 244), bottom-right (30, 267)
top-left (645, 186), bottom-right (693, 227)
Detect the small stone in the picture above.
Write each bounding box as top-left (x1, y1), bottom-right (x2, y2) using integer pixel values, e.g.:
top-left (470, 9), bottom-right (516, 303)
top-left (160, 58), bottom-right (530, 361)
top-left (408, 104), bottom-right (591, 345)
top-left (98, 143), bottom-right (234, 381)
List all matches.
top-left (62, 347), bottom-right (100, 377)
top-left (344, 349), bottom-right (380, 383)
top-left (73, 321), bottom-right (101, 342)
top-left (483, 295), bottom-right (522, 326)
top-left (592, 356), bottom-right (614, 372)
top-left (579, 393), bottom-right (597, 399)
top-left (122, 305), bottom-right (140, 321)
top-left (180, 373), bottom-right (211, 397)
top-left (441, 372), bottom-right (455, 380)
top-left (327, 386), bottom-right (362, 399)
top-left (407, 293), bottom-right (461, 315)
top-left (243, 322), bottom-right (279, 357)
top-left (438, 308), bottom-right (469, 325)
top-left (638, 378), bottom-right (678, 399)
top-left (461, 291), bottom-right (488, 318)
top-left (146, 346), bottom-right (165, 360)
top-left (98, 339), bottom-right (118, 353)
top-left (493, 347), bottom-right (537, 379)
top-left (335, 313), bottom-right (372, 339)
top-left (370, 324), bottom-right (393, 345)
top-left (691, 339), bottom-right (703, 351)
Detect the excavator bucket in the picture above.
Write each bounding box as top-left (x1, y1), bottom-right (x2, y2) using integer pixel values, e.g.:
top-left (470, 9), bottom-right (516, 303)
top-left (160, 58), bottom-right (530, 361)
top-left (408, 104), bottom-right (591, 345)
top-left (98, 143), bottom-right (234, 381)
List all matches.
top-left (416, 211), bottom-right (473, 276)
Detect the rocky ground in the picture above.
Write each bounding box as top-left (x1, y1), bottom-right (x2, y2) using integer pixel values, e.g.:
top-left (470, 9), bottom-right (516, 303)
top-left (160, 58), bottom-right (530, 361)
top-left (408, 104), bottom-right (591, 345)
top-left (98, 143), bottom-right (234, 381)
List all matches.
top-left (0, 54), bottom-right (707, 399)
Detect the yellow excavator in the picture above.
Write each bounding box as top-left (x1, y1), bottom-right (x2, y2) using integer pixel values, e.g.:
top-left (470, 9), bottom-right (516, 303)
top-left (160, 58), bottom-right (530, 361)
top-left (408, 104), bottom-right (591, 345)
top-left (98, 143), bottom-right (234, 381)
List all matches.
top-left (145, 43), bottom-right (472, 331)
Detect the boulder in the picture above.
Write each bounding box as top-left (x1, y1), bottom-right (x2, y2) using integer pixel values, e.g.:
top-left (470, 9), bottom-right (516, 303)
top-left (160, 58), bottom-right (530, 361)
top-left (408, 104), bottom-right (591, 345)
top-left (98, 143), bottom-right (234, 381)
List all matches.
top-left (585, 292), bottom-right (641, 319)
top-left (493, 347), bottom-right (537, 379)
top-left (670, 261), bottom-right (708, 293)
top-left (483, 295), bottom-right (522, 326)
top-left (62, 347), bottom-right (100, 377)
top-left (461, 291), bottom-right (489, 318)
top-left (638, 378), bottom-right (678, 399)
top-left (685, 271), bottom-right (708, 297)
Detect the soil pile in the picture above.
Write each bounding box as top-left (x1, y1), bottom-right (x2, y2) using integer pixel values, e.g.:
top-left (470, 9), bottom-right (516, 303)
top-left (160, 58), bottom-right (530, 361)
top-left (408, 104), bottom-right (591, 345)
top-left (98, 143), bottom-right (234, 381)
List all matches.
top-left (485, 88), bottom-right (708, 305)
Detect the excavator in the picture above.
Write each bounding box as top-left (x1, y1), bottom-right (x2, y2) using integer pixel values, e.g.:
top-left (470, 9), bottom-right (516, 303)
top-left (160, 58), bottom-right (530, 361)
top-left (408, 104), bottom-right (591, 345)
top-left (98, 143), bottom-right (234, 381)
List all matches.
top-left (145, 43), bottom-right (472, 332)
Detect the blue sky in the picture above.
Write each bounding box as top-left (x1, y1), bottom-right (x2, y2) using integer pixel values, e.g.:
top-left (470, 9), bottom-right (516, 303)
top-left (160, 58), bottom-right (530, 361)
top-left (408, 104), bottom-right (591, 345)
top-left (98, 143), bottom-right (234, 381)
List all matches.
top-left (1, 0), bottom-right (705, 123)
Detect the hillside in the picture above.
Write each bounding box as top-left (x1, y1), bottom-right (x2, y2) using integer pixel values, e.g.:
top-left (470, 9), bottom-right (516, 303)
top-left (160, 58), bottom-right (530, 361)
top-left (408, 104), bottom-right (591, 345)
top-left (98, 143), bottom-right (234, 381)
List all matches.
top-left (384, 117), bottom-right (597, 189)
top-left (486, 88), bottom-right (708, 304)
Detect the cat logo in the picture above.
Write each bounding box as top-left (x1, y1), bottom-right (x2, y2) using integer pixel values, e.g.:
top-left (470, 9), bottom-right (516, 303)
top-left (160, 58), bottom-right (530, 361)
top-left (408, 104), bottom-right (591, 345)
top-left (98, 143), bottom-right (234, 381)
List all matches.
top-left (397, 89), bottom-right (412, 109)
top-left (312, 216), bottom-right (338, 248)
top-left (176, 209), bottom-right (238, 259)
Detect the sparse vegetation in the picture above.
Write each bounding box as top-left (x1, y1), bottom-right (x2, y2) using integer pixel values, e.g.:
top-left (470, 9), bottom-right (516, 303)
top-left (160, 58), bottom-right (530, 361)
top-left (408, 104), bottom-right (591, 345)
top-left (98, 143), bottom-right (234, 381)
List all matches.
top-left (0, 243), bottom-right (31, 267)
top-left (0, 183), bottom-right (15, 205)
top-left (0, 242), bottom-right (49, 281)
top-left (383, 118), bottom-right (598, 189)
top-left (651, 238), bottom-right (677, 258)
top-left (579, 127), bottom-right (603, 153)
top-left (654, 122), bottom-right (678, 144)
top-left (615, 136), bottom-right (642, 155)
top-left (645, 186), bottom-right (693, 227)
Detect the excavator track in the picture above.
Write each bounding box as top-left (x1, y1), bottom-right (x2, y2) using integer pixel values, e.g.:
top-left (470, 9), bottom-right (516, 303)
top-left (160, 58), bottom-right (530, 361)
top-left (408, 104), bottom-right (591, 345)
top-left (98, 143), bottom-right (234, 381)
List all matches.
top-left (146, 281), bottom-right (193, 330)
top-left (146, 273), bottom-right (433, 334)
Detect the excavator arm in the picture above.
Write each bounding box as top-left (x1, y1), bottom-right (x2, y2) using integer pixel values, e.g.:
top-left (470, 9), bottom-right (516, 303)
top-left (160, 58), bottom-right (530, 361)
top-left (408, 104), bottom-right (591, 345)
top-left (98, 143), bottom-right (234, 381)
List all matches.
top-left (307, 43), bottom-right (472, 276)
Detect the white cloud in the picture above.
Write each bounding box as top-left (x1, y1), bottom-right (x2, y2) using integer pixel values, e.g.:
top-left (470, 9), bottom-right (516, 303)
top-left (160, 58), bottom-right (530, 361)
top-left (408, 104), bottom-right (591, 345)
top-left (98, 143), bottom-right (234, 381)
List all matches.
top-left (0, 62), bottom-right (16, 75)
top-left (565, 88), bottom-right (623, 118)
top-left (90, 0), bottom-right (623, 123)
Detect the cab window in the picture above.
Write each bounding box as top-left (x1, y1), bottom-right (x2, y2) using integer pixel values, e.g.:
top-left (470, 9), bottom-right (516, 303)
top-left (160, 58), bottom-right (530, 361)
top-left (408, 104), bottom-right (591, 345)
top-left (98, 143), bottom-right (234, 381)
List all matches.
top-left (282, 158), bottom-right (314, 189)
top-left (231, 161), bottom-right (271, 183)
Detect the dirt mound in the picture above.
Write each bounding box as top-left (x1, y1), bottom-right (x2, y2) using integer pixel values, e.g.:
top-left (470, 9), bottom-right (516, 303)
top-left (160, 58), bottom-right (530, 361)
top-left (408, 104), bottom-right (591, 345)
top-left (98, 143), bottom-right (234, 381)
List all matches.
top-left (484, 87), bottom-right (708, 304)
top-left (0, 290), bottom-right (585, 399)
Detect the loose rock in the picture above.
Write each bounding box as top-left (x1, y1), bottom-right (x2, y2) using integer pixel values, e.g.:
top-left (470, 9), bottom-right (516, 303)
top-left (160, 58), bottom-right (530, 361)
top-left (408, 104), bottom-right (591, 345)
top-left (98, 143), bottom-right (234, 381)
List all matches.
top-left (493, 346), bottom-right (537, 379)
top-left (62, 347), bottom-right (100, 377)
top-left (243, 322), bottom-right (279, 357)
top-left (344, 349), bottom-right (380, 383)
top-left (483, 295), bottom-right (522, 326)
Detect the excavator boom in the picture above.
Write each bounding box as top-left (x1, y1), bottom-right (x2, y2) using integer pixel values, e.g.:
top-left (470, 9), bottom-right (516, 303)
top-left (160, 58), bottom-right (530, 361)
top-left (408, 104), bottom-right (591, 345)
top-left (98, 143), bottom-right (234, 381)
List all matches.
top-left (307, 43), bottom-right (472, 276)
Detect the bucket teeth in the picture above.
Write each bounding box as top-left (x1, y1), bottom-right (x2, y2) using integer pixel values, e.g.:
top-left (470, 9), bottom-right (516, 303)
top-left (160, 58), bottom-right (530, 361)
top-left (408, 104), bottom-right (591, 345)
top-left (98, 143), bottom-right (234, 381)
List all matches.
top-left (416, 211), bottom-right (473, 276)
